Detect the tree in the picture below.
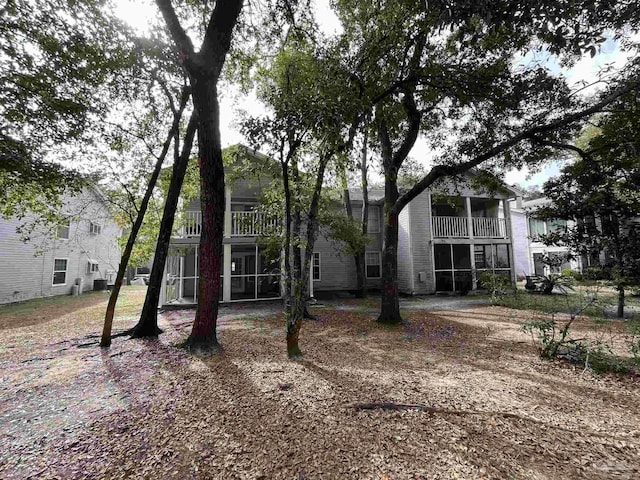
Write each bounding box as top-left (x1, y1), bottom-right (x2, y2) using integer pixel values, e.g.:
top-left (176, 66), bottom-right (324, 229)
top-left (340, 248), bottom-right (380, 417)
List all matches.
top-left (535, 93), bottom-right (640, 317)
top-left (100, 83), bottom-right (192, 347)
top-left (152, 0), bottom-right (243, 354)
top-left (242, 36), bottom-right (362, 357)
top-left (1, 0), bottom-right (138, 240)
top-left (332, 0), bottom-right (640, 323)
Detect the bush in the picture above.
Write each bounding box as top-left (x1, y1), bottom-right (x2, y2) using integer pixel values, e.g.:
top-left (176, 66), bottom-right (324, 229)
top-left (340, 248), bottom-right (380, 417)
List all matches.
top-left (561, 268), bottom-right (583, 281)
top-left (583, 265), bottom-right (611, 281)
top-left (479, 271), bottom-right (515, 303)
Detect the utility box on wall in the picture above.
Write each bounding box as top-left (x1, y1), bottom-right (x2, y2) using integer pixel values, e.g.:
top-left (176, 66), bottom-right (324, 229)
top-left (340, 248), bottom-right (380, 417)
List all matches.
top-left (418, 271), bottom-right (426, 282)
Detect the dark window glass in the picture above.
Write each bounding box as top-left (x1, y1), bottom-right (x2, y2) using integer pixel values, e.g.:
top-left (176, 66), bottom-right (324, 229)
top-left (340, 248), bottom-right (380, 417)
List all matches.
top-left (494, 245), bottom-right (510, 268)
top-left (454, 271), bottom-right (473, 292)
top-left (474, 245), bottom-right (491, 269)
top-left (453, 245), bottom-right (471, 269)
top-left (435, 271), bottom-right (453, 291)
top-left (434, 244), bottom-right (452, 270)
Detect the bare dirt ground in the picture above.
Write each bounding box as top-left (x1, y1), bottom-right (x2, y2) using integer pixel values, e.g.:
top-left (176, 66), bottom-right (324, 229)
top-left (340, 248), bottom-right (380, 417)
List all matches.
top-left (1, 288), bottom-right (639, 479)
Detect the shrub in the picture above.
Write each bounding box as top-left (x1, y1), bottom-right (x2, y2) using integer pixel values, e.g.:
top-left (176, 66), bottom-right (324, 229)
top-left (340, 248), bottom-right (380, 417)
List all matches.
top-left (583, 265), bottom-right (611, 281)
top-left (479, 271), bottom-right (515, 304)
top-left (561, 268), bottom-right (583, 281)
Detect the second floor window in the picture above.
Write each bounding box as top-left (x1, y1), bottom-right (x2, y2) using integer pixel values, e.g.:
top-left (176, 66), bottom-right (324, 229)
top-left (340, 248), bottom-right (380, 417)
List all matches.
top-left (56, 218), bottom-right (70, 239)
top-left (90, 222), bottom-right (102, 234)
top-left (528, 218), bottom-right (546, 239)
top-left (367, 206), bottom-right (380, 233)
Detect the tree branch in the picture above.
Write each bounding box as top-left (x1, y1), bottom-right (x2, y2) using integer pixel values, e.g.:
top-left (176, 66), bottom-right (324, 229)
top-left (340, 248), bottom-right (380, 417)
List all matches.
top-left (392, 80), bottom-right (639, 216)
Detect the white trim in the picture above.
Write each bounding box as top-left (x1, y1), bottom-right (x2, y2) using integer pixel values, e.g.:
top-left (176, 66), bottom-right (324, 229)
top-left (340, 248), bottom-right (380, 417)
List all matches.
top-left (52, 258), bottom-right (68, 286)
top-left (365, 251), bottom-right (382, 279)
top-left (312, 252), bottom-right (321, 281)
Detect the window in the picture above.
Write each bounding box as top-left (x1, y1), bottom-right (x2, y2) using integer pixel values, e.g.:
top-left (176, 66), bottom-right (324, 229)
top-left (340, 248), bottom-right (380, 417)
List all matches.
top-left (312, 252), bottom-right (321, 281)
top-left (56, 218), bottom-right (70, 239)
top-left (434, 244), bottom-right (473, 292)
top-left (528, 218), bottom-right (546, 240)
top-left (89, 222), bottom-right (102, 235)
top-left (87, 261), bottom-right (99, 273)
top-left (547, 219), bottom-right (567, 234)
top-left (367, 206), bottom-right (380, 233)
top-left (53, 259), bottom-right (67, 285)
top-left (365, 252), bottom-right (381, 278)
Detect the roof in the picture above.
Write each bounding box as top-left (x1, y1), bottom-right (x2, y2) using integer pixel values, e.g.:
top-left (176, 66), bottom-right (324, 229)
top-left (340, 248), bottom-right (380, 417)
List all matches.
top-left (347, 187), bottom-right (385, 203)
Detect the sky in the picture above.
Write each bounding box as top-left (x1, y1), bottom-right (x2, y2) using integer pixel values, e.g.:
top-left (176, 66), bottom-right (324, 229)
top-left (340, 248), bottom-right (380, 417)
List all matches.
top-left (114, 1), bottom-right (635, 190)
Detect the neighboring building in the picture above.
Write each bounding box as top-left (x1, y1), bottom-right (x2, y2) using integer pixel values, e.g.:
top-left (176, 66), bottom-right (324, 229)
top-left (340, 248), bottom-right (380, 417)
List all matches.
top-left (512, 196), bottom-right (582, 277)
top-left (0, 187), bottom-right (121, 304)
top-left (160, 149), bottom-right (522, 306)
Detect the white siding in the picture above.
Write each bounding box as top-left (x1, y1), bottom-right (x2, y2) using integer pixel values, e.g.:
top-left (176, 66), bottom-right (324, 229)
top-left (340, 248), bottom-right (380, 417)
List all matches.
top-left (510, 208), bottom-right (531, 279)
top-left (0, 188), bottom-right (121, 304)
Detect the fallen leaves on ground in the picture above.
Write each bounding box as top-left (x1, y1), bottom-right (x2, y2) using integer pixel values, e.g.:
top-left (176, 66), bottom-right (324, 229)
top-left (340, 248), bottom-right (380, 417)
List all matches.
top-left (0, 290), bottom-right (639, 479)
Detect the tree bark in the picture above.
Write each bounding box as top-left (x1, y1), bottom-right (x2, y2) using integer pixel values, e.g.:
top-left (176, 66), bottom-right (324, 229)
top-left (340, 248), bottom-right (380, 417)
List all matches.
top-left (356, 120), bottom-right (369, 298)
top-left (155, 0), bottom-right (243, 353)
top-left (132, 113), bottom-right (198, 338)
top-left (286, 153), bottom-right (330, 357)
top-left (186, 81), bottom-right (225, 354)
top-left (378, 167), bottom-right (402, 323)
top-left (100, 87), bottom-right (190, 348)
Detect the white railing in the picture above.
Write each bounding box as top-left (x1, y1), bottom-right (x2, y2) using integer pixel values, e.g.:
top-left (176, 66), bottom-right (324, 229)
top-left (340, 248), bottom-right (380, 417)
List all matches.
top-left (473, 217), bottom-right (507, 238)
top-left (178, 211), bottom-right (202, 237)
top-left (432, 216), bottom-right (507, 238)
top-left (231, 211), bottom-right (279, 236)
top-left (432, 216), bottom-right (468, 237)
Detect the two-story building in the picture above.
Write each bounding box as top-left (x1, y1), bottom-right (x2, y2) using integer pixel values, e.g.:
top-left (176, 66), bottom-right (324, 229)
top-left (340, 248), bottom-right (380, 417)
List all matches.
top-left (160, 150), bottom-right (522, 306)
top-left (0, 186), bottom-right (121, 304)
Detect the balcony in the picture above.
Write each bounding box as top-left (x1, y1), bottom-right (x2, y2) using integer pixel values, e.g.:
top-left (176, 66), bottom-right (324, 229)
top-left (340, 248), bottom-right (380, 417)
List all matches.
top-left (175, 210), bottom-right (279, 238)
top-left (432, 216), bottom-right (507, 238)
top-left (230, 211), bottom-right (279, 236)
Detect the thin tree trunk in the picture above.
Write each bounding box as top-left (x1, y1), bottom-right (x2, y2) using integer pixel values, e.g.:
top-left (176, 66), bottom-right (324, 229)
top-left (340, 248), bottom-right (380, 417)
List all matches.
top-left (100, 89), bottom-right (190, 348)
top-left (132, 113), bottom-right (198, 338)
top-left (286, 154), bottom-right (330, 357)
top-left (186, 81), bottom-right (225, 354)
top-left (617, 287), bottom-right (625, 318)
top-left (357, 121), bottom-right (369, 298)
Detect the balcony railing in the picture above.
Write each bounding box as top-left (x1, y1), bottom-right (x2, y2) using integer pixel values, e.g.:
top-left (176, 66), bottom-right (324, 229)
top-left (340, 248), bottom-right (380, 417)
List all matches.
top-left (178, 211), bottom-right (202, 237)
top-left (473, 217), bottom-right (507, 238)
top-left (231, 211), bottom-right (279, 236)
top-left (432, 216), bottom-right (468, 237)
top-left (432, 216), bottom-right (507, 238)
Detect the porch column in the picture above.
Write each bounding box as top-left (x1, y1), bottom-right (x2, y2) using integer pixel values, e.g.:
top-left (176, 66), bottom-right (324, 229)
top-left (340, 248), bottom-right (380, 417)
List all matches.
top-left (465, 197), bottom-right (473, 239)
top-left (309, 260), bottom-right (314, 300)
top-left (223, 243), bottom-right (231, 302)
top-left (469, 243), bottom-right (477, 290)
top-left (224, 187), bottom-right (232, 238)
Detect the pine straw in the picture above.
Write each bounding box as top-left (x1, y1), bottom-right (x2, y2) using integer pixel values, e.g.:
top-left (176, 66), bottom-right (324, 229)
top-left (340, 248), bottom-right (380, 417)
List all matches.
top-left (1, 294), bottom-right (639, 479)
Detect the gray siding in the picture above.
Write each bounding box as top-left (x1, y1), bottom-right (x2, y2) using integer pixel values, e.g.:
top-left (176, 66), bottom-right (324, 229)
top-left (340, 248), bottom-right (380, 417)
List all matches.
top-left (397, 204), bottom-right (413, 294)
top-left (409, 191), bottom-right (436, 294)
top-left (0, 188), bottom-right (121, 304)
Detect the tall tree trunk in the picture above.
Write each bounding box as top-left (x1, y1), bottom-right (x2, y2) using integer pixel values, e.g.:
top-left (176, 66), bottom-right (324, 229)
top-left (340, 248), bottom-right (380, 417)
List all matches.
top-left (286, 154), bottom-right (330, 357)
top-left (378, 168), bottom-right (401, 324)
top-left (186, 81), bottom-right (225, 354)
top-left (100, 88), bottom-right (190, 348)
top-left (132, 113), bottom-right (198, 338)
